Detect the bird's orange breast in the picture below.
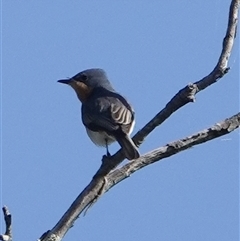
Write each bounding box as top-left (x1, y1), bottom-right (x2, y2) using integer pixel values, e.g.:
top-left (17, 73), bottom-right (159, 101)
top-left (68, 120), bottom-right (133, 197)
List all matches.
top-left (69, 82), bottom-right (93, 102)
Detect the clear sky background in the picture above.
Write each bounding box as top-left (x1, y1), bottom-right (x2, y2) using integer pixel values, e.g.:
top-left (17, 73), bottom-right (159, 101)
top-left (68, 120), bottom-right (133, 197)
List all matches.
top-left (1, 1), bottom-right (239, 241)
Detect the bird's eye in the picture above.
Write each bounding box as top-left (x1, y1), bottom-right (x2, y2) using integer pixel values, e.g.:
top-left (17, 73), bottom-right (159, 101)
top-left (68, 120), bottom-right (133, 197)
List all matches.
top-left (81, 73), bottom-right (88, 81)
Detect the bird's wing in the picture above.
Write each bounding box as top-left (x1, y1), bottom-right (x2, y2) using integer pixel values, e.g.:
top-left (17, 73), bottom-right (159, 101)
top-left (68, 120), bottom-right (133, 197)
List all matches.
top-left (110, 100), bottom-right (134, 134)
top-left (82, 96), bottom-right (134, 134)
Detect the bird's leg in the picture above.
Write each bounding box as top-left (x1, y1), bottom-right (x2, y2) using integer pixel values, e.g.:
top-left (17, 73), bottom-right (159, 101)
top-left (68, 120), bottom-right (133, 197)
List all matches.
top-left (105, 139), bottom-right (111, 157)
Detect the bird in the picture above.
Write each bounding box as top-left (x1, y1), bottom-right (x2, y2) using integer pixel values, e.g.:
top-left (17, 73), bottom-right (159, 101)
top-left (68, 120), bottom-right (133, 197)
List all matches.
top-left (58, 68), bottom-right (140, 160)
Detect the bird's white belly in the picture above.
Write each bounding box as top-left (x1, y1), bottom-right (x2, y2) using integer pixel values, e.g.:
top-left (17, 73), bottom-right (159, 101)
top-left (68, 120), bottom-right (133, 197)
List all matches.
top-left (86, 128), bottom-right (116, 146)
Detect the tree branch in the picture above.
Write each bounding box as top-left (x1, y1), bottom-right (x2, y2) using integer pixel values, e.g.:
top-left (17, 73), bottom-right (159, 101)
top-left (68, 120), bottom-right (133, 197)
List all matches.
top-left (133, 0), bottom-right (239, 147)
top-left (0, 206), bottom-right (12, 241)
top-left (38, 1), bottom-right (239, 240)
top-left (106, 112), bottom-right (240, 188)
top-left (195, 0), bottom-right (239, 90)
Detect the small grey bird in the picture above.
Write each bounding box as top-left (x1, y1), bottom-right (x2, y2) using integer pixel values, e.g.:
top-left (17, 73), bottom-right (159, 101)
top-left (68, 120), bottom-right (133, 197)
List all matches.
top-left (58, 68), bottom-right (140, 160)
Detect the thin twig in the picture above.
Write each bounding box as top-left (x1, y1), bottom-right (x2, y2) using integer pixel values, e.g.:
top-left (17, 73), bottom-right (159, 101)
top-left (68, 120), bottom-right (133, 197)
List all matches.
top-left (0, 206), bottom-right (12, 241)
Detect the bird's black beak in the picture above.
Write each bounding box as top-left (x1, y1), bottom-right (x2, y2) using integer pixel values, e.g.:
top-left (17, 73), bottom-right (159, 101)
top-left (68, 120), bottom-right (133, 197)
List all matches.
top-left (57, 79), bottom-right (73, 84)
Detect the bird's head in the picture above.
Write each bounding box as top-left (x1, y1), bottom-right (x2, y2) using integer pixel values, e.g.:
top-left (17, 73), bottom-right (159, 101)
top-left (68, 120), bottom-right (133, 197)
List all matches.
top-left (58, 68), bottom-right (114, 102)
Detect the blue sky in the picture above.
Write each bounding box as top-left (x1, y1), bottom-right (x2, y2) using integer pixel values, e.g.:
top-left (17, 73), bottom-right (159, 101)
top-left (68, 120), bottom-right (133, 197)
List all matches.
top-left (1, 1), bottom-right (239, 241)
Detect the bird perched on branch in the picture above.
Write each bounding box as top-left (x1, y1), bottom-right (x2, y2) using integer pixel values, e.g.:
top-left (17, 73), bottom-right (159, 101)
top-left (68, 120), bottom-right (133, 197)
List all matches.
top-left (58, 68), bottom-right (140, 160)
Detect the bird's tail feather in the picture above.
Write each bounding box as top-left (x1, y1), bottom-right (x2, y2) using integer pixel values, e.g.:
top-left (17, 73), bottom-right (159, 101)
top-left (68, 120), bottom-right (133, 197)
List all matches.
top-left (116, 135), bottom-right (140, 160)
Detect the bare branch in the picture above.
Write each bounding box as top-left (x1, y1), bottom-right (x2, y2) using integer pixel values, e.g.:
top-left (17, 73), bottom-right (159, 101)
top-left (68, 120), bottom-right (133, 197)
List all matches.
top-left (0, 206), bottom-right (12, 241)
top-left (39, 1), bottom-right (239, 240)
top-left (107, 112), bottom-right (240, 188)
top-left (41, 112), bottom-right (239, 241)
top-left (134, 0), bottom-right (239, 148)
top-left (195, 0), bottom-right (239, 89)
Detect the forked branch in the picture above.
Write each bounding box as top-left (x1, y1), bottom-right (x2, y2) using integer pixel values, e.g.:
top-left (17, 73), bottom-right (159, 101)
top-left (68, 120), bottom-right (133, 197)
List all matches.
top-left (38, 1), bottom-right (239, 240)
